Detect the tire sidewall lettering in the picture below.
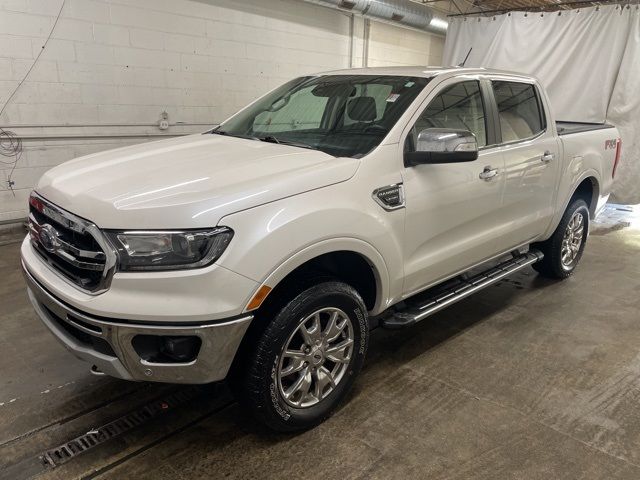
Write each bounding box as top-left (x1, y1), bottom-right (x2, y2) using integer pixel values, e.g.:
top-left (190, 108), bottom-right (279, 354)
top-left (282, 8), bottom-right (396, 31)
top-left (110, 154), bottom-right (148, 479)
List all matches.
top-left (353, 307), bottom-right (367, 355)
top-left (269, 357), bottom-right (291, 421)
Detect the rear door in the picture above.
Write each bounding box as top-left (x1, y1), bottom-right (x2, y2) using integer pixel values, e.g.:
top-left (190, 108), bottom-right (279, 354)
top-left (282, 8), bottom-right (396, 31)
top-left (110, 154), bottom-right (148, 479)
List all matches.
top-left (400, 77), bottom-right (511, 297)
top-left (489, 79), bottom-right (561, 245)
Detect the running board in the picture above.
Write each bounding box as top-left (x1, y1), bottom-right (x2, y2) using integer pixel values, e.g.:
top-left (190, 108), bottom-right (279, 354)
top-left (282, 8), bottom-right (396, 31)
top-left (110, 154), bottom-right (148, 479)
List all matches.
top-left (381, 250), bottom-right (544, 329)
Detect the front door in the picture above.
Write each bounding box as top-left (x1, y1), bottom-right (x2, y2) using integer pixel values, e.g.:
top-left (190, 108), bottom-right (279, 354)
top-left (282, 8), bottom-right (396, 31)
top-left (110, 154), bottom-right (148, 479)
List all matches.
top-left (401, 78), bottom-right (510, 297)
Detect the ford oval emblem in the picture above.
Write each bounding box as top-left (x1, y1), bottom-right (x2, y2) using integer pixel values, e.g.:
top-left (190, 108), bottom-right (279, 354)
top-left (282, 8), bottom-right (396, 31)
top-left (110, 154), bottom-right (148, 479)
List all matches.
top-left (39, 224), bottom-right (60, 253)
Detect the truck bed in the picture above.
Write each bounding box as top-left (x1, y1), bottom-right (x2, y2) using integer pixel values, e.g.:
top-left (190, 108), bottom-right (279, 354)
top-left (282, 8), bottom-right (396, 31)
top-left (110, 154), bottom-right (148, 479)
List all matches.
top-left (556, 121), bottom-right (616, 136)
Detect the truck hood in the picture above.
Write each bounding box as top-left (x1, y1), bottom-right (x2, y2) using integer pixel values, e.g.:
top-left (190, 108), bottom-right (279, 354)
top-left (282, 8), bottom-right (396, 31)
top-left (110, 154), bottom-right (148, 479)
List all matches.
top-left (36, 134), bottom-right (360, 229)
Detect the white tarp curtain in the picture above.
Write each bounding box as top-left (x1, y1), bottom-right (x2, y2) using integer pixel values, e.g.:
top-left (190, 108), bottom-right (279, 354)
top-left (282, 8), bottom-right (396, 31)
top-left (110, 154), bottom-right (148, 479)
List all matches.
top-left (443, 5), bottom-right (640, 203)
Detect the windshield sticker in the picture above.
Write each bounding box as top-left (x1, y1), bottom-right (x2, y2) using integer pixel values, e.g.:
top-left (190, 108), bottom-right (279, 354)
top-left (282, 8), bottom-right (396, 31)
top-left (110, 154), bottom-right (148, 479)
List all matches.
top-left (386, 93), bottom-right (400, 103)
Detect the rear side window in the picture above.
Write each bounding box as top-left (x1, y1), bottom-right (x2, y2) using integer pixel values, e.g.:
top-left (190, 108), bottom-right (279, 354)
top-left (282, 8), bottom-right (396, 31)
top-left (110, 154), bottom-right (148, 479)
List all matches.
top-left (492, 81), bottom-right (545, 142)
top-left (412, 80), bottom-right (487, 147)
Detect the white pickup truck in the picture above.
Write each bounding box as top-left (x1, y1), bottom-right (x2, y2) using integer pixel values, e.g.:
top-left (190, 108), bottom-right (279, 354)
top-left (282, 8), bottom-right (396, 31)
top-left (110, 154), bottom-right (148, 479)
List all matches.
top-left (22, 67), bottom-right (621, 431)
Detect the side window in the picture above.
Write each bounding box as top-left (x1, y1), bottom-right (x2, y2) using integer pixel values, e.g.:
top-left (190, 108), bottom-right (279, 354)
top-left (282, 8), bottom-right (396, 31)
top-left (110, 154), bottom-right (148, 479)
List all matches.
top-left (492, 81), bottom-right (545, 143)
top-left (412, 80), bottom-right (487, 148)
top-left (253, 85), bottom-right (328, 133)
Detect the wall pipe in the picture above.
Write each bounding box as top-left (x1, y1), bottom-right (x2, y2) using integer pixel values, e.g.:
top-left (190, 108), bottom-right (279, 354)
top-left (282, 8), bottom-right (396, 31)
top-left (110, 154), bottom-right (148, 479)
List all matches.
top-left (300, 0), bottom-right (448, 35)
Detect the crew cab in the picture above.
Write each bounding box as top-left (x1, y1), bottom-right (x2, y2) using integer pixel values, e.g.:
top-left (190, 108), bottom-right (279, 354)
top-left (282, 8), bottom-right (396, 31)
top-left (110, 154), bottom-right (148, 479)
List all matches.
top-left (22, 67), bottom-right (621, 431)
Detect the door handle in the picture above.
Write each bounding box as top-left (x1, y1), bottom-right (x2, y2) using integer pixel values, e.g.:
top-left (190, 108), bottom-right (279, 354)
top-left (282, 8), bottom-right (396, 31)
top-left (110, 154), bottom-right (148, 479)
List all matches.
top-left (479, 166), bottom-right (499, 181)
top-left (541, 151), bottom-right (554, 163)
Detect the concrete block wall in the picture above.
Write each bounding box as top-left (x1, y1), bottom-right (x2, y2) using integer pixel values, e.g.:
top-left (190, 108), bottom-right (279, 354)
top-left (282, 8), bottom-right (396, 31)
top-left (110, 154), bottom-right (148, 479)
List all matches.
top-left (368, 21), bottom-right (444, 67)
top-left (0, 0), bottom-right (444, 223)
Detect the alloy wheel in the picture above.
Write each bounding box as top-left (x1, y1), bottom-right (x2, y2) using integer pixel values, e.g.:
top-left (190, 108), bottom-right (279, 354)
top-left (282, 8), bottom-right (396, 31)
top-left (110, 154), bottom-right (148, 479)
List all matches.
top-left (277, 307), bottom-right (354, 408)
top-left (561, 211), bottom-right (585, 268)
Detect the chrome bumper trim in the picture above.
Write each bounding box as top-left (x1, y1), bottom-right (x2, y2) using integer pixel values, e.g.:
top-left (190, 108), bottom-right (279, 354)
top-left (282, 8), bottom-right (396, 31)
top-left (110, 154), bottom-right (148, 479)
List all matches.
top-left (23, 262), bottom-right (252, 384)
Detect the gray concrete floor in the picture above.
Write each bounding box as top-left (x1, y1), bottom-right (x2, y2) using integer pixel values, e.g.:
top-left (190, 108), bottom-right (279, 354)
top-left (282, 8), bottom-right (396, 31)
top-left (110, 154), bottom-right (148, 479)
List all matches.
top-left (2, 211), bottom-right (640, 479)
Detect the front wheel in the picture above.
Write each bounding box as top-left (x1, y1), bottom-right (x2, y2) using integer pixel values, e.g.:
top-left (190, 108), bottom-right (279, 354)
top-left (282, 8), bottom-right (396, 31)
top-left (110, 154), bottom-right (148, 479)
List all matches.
top-left (236, 281), bottom-right (369, 432)
top-left (533, 199), bottom-right (590, 279)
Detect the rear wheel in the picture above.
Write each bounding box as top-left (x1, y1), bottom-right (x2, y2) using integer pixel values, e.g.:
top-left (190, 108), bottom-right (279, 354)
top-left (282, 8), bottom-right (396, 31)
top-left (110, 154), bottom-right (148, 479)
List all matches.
top-left (236, 281), bottom-right (368, 432)
top-left (533, 199), bottom-right (589, 279)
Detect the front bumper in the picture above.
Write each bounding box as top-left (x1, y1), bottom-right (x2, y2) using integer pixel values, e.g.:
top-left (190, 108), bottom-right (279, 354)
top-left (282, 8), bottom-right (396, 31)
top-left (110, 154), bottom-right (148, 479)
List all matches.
top-left (23, 264), bottom-right (252, 384)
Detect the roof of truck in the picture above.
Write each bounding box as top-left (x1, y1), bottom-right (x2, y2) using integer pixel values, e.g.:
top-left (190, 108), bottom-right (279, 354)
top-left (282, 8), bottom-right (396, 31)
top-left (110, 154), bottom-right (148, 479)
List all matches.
top-left (318, 66), bottom-right (536, 82)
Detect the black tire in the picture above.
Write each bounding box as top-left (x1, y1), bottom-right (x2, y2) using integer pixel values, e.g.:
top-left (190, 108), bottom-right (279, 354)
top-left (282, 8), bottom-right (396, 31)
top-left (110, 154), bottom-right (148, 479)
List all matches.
top-left (235, 281), bottom-right (368, 432)
top-left (532, 199), bottom-right (589, 279)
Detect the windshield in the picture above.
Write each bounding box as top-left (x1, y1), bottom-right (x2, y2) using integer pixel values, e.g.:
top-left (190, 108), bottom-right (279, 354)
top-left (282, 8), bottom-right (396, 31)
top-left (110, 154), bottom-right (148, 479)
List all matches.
top-left (216, 75), bottom-right (431, 158)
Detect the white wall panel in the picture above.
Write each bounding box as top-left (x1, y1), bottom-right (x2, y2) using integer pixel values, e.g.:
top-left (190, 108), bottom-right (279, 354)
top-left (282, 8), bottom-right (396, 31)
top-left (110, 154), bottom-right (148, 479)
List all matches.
top-left (0, 0), bottom-right (443, 222)
top-left (368, 21), bottom-right (444, 67)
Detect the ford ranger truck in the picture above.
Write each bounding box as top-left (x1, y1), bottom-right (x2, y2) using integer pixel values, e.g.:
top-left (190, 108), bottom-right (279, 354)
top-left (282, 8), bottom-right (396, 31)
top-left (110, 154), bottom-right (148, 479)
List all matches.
top-left (22, 67), bottom-right (621, 431)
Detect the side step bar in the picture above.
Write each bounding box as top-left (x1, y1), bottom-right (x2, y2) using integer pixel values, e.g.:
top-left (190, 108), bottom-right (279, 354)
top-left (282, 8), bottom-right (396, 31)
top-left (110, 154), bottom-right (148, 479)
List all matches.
top-left (381, 250), bottom-right (543, 329)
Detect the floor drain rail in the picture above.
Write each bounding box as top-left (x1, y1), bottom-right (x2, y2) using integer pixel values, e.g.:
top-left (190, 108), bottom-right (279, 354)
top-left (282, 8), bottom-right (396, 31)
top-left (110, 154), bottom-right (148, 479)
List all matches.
top-left (41, 386), bottom-right (201, 468)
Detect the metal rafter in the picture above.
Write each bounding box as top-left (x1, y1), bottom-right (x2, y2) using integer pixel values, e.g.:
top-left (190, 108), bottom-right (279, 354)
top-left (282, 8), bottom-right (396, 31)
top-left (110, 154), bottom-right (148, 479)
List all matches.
top-left (413, 0), bottom-right (630, 16)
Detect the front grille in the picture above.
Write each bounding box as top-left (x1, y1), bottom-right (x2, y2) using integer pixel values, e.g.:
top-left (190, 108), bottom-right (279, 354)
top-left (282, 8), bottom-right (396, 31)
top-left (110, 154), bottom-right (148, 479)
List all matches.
top-left (28, 193), bottom-right (114, 292)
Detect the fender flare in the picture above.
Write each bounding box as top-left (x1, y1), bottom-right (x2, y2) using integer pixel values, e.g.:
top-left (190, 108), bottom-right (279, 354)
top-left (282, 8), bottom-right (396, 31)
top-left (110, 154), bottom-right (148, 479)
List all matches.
top-left (565, 169), bottom-right (601, 217)
top-left (546, 169), bottom-right (601, 238)
top-left (244, 237), bottom-right (391, 315)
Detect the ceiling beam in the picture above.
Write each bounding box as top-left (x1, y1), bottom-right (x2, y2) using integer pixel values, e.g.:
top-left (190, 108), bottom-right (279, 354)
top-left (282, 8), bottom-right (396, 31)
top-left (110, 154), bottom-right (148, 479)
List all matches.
top-left (446, 0), bottom-right (625, 16)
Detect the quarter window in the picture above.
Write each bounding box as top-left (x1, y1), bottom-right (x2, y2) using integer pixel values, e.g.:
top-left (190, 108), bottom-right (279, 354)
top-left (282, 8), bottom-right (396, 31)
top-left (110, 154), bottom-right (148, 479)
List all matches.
top-left (492, 81), bottom-right (545, 142)
top-left (411, 80), bottom-right (487, 148)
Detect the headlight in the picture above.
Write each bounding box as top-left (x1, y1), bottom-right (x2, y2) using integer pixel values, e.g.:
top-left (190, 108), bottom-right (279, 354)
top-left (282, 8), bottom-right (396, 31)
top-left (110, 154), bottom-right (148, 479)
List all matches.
top-left (105, 227), bottom-right (233, 271)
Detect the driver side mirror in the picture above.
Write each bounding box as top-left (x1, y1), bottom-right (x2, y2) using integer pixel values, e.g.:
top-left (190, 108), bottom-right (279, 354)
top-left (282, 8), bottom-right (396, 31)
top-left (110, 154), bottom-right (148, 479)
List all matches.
top-left (404, 128), bottom-right (479, 167)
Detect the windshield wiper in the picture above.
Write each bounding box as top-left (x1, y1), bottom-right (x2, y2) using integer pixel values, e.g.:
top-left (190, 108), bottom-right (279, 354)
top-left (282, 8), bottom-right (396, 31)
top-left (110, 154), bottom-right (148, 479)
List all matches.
top-left (211, 130), bottom-right (318, 151)
top-left (259, 136), bottom-right (318, 151)
top-left (210, 129), bottom-right (258, 140)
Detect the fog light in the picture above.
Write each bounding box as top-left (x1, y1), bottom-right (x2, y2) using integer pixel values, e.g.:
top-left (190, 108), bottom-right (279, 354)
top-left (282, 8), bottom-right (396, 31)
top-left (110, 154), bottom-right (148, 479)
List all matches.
top-left (160, 336), bottom-right (201, 362)
top-left (131, 335), bottom-right (202, 364)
